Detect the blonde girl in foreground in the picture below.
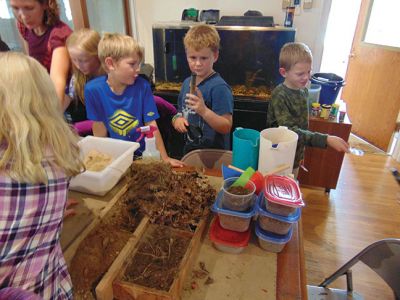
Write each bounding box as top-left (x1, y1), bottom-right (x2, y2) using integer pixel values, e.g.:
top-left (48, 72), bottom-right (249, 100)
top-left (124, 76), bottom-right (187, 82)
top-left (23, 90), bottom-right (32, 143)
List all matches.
top-left (0, 52), bottom-right (83, 299)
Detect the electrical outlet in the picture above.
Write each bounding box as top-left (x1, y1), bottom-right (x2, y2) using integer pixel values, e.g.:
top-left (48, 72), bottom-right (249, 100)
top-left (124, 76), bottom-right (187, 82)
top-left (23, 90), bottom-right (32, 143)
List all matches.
top-left (303, 0), bottom-right (313, 9)
top-left (282, 0), bottom-right (291, 9)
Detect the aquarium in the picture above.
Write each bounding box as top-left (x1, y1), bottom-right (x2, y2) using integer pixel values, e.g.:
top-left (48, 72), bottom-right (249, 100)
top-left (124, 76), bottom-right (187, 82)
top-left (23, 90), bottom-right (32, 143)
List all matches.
top-left (152, 22), bottom-right (296, 100)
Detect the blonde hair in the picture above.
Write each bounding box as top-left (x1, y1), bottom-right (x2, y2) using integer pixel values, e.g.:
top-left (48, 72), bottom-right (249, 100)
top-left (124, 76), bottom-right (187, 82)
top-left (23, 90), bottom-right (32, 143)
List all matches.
top-left (184, 24), bottom-right (220, 52)
top-left (279, 42), bottom-right (313, 71)
top-left (98, 33), bottom-right (143, 72)
top-left (66, 28), bottom-right (103, 103)
top-left (0, 52), bottom-right (83, 184)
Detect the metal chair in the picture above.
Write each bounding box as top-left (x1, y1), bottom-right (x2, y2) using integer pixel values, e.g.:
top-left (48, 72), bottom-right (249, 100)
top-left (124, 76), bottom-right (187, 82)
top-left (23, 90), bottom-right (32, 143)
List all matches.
top-left (308, 238), bottom-right (400, 300)
top-left (180, 149), bottom-right (232, 170)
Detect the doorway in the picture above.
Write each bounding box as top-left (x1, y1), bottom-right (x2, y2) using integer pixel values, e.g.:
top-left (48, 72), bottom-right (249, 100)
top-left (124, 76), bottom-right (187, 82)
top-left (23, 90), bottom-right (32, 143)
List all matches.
top-left (320, 0), bottom-right (361, 87)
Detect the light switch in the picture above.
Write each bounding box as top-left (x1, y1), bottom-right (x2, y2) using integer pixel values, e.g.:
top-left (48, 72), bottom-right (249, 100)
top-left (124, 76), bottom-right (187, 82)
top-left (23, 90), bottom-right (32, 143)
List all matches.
top-left (282, 0), bottom-right (291, 9)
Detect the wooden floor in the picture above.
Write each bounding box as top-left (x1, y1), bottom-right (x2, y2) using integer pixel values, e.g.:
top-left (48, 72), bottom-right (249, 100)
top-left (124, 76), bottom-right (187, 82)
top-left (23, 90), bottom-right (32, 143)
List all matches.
top-left (301, 153), bottom-right (400, 300)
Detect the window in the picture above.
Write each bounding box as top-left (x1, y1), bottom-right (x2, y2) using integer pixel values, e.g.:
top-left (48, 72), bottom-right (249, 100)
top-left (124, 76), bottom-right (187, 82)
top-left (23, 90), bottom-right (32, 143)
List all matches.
top-left (363, 0), bottom-right (400, 48)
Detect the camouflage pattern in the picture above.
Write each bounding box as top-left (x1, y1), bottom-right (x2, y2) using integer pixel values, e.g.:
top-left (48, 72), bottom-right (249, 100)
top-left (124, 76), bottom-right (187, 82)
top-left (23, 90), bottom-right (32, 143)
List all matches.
top-left (266, 84), bottom-right (327, 168)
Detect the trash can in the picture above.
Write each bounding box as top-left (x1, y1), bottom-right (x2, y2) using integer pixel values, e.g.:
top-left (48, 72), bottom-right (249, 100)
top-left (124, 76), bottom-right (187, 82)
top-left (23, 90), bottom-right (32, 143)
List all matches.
top-left (311, 73), bottom-right (345, 105)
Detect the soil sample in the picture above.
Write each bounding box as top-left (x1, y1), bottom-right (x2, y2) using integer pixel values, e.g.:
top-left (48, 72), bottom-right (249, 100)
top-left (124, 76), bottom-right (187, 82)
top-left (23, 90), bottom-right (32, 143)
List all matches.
top-left (223, 185), bottom-right (254, 212)
top-left (125, 162), bottom-right (216, 231)
top-left (227, 186), bottom-right (251, 195)
top-left (123, 225), bottom-right (191, 291)
top-left (69, 199), bottom-right (142, 299)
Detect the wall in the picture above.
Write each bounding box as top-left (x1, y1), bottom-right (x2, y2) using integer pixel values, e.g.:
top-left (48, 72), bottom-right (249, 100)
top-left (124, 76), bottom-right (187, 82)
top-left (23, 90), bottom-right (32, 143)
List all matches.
top-left (132, 0), bottom-right (330, 71)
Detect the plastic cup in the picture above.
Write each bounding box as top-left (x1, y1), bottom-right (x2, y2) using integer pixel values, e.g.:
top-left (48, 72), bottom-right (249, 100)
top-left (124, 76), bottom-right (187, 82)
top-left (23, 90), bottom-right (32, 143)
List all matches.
top-left (222, 177), bottom-right (256, 211)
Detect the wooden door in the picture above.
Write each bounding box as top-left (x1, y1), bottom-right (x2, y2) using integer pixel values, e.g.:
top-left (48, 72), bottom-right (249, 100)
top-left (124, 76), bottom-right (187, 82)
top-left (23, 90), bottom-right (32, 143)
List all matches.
top-left (342, 0), bottom-right (400, 151)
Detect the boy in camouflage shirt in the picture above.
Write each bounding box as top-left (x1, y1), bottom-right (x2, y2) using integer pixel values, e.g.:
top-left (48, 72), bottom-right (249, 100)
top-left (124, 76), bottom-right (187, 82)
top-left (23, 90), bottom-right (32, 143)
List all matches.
top-left (266, 42), bottom-right (349, 177)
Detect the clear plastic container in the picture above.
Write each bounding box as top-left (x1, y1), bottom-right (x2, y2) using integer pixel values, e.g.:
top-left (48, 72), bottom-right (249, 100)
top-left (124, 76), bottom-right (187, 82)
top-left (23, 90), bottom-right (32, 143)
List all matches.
top-left (264, 175), bottom-right (304, 216)
top-left (255, 223), bottom-right (293, 253)
top-left (256, 193), bottom-right (300, 235)
top-left (212, 190), bottom-right (256, 232)
top-left (222, 177), bottom-right (256, 211)
top-left (69, 136), bottom-right (139, 196)
top-left (209, 216), bottom-right (251, 254)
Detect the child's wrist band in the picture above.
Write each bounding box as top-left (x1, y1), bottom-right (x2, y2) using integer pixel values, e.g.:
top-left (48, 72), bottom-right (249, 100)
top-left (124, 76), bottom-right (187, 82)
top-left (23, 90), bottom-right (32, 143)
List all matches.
top-left (172, 112), bottom-right (183, 123)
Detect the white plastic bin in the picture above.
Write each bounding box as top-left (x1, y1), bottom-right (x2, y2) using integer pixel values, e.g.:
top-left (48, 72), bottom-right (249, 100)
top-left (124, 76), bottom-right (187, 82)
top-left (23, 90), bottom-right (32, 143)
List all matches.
top-left (258, 126), bottom-right (298, 176)
top-left (69, 136), bottom-right (139, 196)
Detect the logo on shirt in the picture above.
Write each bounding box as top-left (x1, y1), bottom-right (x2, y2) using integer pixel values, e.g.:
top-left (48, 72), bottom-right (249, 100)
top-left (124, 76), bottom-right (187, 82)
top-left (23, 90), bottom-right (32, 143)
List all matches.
top-left (147, 111), bottom-right (155, 117)
top-left (109, 109), bottom-right (139, 136)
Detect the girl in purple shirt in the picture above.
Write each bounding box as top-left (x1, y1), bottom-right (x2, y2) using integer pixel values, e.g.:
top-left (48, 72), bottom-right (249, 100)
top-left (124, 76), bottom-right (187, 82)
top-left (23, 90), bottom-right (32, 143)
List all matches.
top-left (10, 0), bottom-right (72, 109)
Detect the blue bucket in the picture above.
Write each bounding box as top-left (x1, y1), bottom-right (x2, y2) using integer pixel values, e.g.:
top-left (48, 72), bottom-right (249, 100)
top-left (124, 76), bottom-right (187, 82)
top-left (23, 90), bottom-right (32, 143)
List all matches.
top-left (232, 128), bottom-right (260, 170)
top-left (311, 73), bottom-right (345, 105)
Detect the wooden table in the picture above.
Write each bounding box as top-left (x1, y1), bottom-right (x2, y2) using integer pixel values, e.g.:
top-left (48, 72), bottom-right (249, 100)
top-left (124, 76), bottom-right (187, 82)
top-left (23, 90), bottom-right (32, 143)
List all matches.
top-left (62, 169), bottom-right (307, 300)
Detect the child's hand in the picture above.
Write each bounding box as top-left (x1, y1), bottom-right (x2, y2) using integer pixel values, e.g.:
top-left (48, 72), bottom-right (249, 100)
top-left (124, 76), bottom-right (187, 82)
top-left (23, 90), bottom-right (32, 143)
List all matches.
top-left (163, 156), bottom-right (185, 167)
top-left (327, 135), bottom-right (350, 153)
top-left (64, 198), bottom-right (78, 219)
top-left (185, 88), bottom-right (207, 116)
top-left (173, 117), bottom-right (189, 133)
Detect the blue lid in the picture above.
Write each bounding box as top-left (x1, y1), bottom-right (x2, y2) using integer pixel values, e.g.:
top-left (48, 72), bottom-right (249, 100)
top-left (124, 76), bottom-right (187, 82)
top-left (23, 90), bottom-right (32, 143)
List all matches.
top-left (211, 190), bottom-right (257, 218)
top-left (255, 222), bottom-right (293, 243)
top-left (256, 193), bottom-right (301, 223)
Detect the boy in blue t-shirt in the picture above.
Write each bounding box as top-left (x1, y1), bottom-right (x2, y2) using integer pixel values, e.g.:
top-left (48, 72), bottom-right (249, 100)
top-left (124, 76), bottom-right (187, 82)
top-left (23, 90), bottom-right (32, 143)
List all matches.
top-left (172, 24), bottom-right (234, 155)
top-left (85, 33), bottom-right (183, 167)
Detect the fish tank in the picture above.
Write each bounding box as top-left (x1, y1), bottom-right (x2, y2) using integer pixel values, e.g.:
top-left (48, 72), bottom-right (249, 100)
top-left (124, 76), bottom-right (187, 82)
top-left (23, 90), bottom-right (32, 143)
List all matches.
top-left (152, 22), bottom-right (296, 100)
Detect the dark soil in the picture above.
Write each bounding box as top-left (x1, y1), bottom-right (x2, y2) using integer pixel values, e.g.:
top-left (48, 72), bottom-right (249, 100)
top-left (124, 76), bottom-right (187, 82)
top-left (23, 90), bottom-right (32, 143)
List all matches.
top-left (123, 225), bottom-right (191, 291)
top-left (124, 162), bottom-right (216, 231)
top-left (69, 199), bottom-right (142, 299)
top-left (227, 185), bottom-right (252, 195)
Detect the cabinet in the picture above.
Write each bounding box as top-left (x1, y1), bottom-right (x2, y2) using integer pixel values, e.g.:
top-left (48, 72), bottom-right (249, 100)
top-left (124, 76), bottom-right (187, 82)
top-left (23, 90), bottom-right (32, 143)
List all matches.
top-left (298, 116), bottom-right (352, 192)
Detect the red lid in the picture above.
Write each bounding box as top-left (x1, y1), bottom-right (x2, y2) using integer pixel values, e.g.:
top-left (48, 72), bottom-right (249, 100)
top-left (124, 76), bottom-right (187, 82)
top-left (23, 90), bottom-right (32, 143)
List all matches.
top-left (209, 216), bottom-right (250, 247)
top-left (264, 175), bottom-right (304, 207)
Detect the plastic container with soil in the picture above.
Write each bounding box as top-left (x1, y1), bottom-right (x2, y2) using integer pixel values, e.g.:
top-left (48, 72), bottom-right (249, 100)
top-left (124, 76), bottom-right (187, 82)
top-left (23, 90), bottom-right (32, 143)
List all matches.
top-left (264, 175), bottom-right (304, 216)
top-left (222, 177), bottom-right (256, 211)
top-left (212, 190), bottom-right (256, 232)
top-left (209, 216), bottom-right (251, 254)
top-left (255, 222), bottom-right (293, 253)
top-left (256, 193), bottom-right (300, 235)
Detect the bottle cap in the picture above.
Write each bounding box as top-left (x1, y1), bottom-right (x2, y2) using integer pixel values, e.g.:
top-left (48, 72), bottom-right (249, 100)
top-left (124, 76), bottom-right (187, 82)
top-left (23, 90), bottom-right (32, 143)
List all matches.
top-left (136, 125), bottom-right (158, 141)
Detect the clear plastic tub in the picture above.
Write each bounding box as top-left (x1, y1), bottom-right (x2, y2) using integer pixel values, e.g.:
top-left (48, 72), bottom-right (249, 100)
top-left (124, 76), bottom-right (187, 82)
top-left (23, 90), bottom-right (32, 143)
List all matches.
top-left (264, 175), bottom-right (304, 216)
top-left (69, 136), bottom-right (139, 196)
top-left (212, 190), bottom-right (256, 232)
top-left (255, 223), bottom-right (293, 253)
top-left (222, 177), bottom-right (256, 211)
top-left (209, 217), bottom-right (251, 254)
top-left (256, 193), bottom-right (300, 235)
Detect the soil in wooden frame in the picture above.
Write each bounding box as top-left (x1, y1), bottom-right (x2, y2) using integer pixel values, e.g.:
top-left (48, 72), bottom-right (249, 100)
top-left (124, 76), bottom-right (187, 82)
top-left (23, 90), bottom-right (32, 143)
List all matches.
top-left (69, 198), bottom-right (143, 300)
top-left (123, 225), bottom-right (191, 291)
top-left (68, 162), bottom-right (215, 299)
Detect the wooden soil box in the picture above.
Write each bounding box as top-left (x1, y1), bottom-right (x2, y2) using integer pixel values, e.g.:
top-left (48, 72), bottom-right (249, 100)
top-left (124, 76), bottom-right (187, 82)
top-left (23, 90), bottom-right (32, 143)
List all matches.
top-left (96, 217), bottom-right (207, 300)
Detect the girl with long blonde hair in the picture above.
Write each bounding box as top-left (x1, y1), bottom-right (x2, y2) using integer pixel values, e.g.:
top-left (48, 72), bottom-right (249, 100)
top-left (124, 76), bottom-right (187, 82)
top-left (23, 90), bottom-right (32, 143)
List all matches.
top-left (0, 52), bottom-right (82, 299)
top-left (65, 28), bottom-right (104, 135)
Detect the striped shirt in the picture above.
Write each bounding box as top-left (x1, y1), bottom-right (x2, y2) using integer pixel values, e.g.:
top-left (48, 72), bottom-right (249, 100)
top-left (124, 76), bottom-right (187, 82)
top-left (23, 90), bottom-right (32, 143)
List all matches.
top-left (0, 161), bottom-right (72, 299)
